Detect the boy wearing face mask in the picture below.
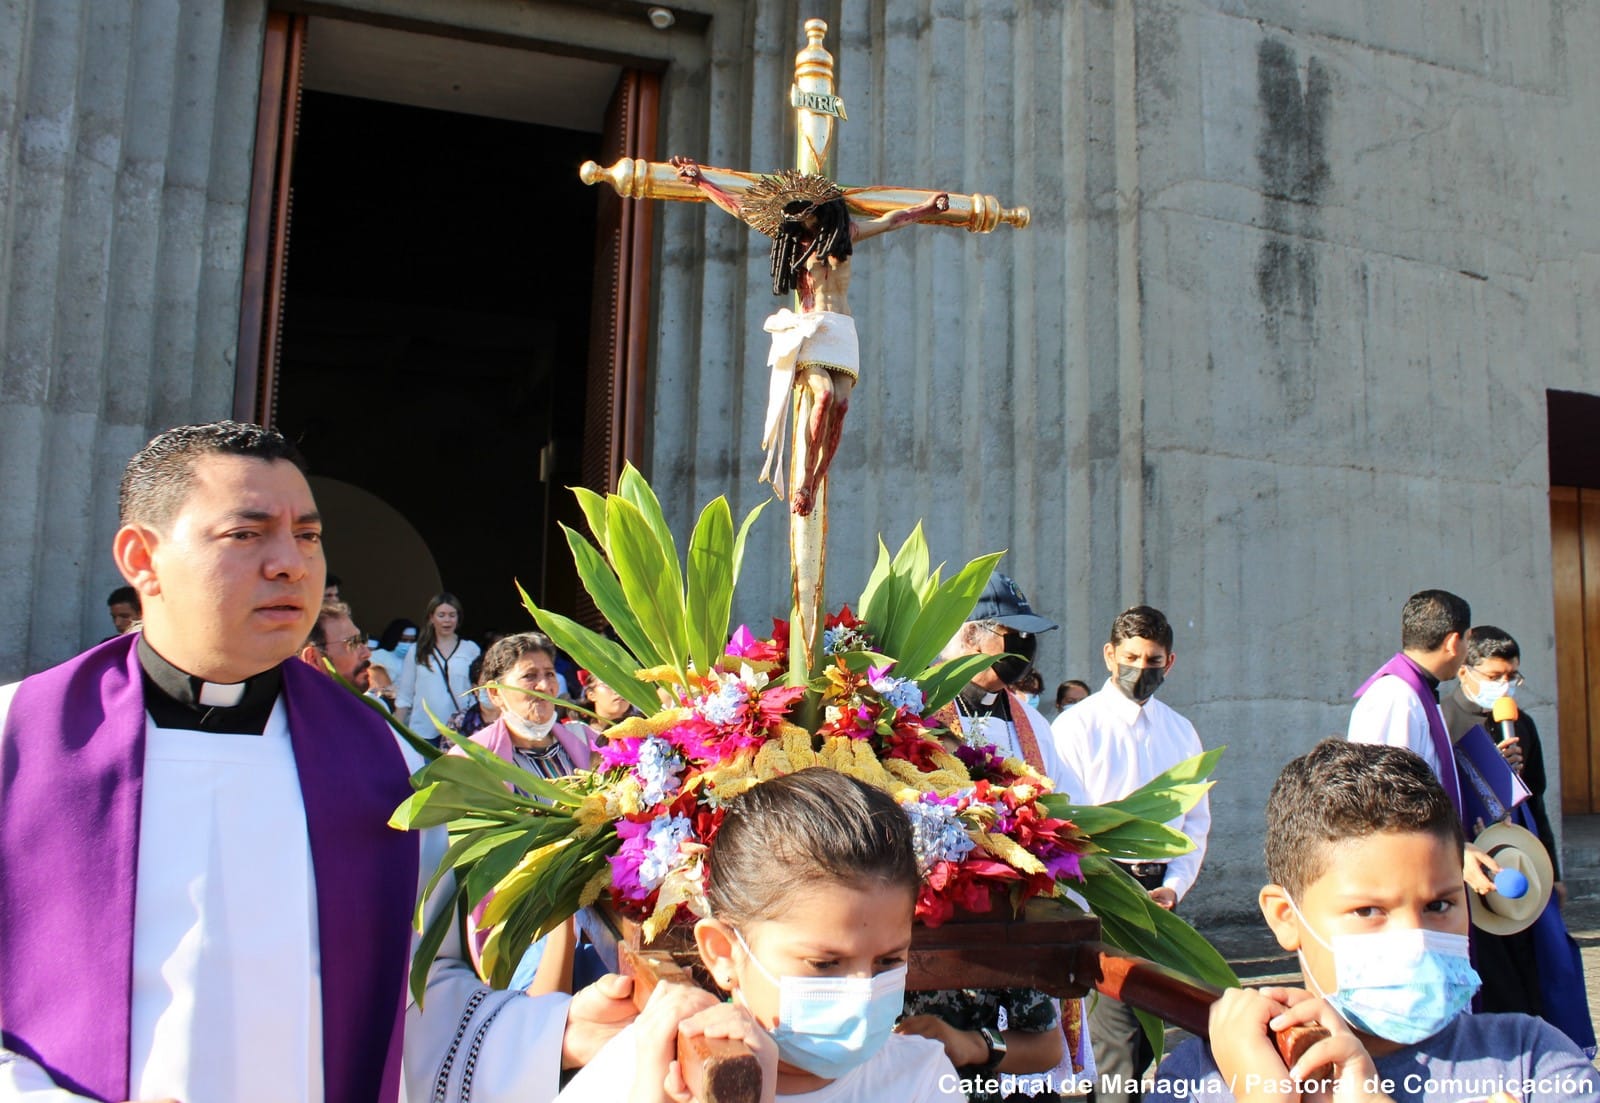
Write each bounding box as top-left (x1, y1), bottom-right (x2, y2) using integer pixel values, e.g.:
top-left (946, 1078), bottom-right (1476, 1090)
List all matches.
top-left (1146, 740), bottom-right (1598, 1103)
top-left (1048, 605), bottom-right (1210, 1103)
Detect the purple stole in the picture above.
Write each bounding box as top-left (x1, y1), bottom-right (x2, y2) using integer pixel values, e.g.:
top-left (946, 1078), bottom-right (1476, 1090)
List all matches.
top-left (0, 633), bottom-right (419, 1102)
top-left (1352, 652), bottom-right (1462, 820)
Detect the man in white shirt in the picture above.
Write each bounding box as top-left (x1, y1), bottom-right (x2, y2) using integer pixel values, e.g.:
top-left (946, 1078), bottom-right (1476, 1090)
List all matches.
top-left (1047, 605), bottom-right (1209, 1103)
top-left (0, 421), bottom-right (633, 1103)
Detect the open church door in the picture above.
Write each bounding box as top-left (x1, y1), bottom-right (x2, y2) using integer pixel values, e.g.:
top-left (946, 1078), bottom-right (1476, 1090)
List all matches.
top-left (571, 70), bottom-right (660, 628)
top-left (235, 10), bottom-right (305, 424)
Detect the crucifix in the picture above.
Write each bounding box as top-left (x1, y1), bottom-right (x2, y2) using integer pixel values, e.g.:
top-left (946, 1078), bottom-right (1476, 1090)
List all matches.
top-left (579, 18), bottom-right (1029, 684)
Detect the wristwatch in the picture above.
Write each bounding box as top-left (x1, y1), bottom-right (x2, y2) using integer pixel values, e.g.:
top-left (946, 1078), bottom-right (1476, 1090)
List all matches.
top-left (977, 1025), bottom-right (1007, 1072)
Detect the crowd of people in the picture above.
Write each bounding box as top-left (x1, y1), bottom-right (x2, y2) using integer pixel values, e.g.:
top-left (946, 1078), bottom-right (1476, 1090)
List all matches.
top-left (3, 419), bottom-right (1594, 1103)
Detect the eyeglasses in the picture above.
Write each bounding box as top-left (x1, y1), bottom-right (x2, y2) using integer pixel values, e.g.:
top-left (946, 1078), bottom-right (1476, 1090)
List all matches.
top-left (325, 632), bottom-right (365, 652)
top-left (1468, 667), bottom-right (1525, 688)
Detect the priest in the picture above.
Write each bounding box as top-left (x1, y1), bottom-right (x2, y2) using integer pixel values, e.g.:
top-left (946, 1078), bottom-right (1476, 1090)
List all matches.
top-left (0, 421), bottom-right (633, 1102)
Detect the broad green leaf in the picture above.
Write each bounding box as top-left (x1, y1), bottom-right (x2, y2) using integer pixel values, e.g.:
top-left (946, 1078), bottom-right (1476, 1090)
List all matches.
top-left (856, 538), bottom-right (894, 626)
top-left (1039, 799), bottom-right (1138, 835)
top-left (417, 823), bottom-right (531, 925)
top-left (1114, 747), bottom-right (1224, 807)
top-left (877, 526), bottom-right (934, 655)
top-left (463, 828), bottom-right (548, 912)
top-left (525, 601), bottom-right (659, 716)
top-left (556, 530), bottom-right (661, 668)
top-left (1074, 855), bottom-right (1158, 935)
top-left (606, 496), bottom-right (690, 678)
top-left (686, 496), bottom-right (736, 674)
top-left (389, 784), bottom-right (522, 831)
top-left (617, 464), bottom-right (685, 599)
top-left (894, 551), bottom-right (1006, 678)
top-left (729, 498), bottom-right (768, 587)
top-left (913, 653), bottom-right (1007, 716)
top-left (432, 729), bottom-right (585, 809)
top-left (410, 889), bottom-right (464, 1005)
top-left (1079, 820), bottom-right (1196, 860)
top-left (571, 486), bottom-right (610, 548)
top-left (482, 839), bottom-right (573, 927)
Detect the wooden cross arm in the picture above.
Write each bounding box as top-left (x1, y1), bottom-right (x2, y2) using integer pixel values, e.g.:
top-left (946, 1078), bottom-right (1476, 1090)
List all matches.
top-left (579, 157), bottom-right (1030, 232)
top-left (619, 945), bottom-right (765, 1103)
top-left (1074, 941), bottom-right (1331, 1078)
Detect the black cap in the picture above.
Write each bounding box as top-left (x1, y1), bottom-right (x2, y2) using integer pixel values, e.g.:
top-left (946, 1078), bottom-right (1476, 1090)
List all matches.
top-left (968, 571), bottom-right (1058, 634)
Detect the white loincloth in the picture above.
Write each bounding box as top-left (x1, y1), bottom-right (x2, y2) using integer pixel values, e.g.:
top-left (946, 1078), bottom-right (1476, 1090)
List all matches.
top-left (760, 308), bottom-right (859, 497)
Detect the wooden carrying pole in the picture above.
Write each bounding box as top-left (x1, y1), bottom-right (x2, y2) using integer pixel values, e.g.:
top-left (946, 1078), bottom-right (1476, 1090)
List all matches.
top-left (611, 899), bottom-right (1329, 1103)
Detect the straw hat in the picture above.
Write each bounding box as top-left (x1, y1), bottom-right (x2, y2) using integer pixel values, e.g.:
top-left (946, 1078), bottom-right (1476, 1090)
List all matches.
top-left (1468, 821), bottom-right (1554, 936)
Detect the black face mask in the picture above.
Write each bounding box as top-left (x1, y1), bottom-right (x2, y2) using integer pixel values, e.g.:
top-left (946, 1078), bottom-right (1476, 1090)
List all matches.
top-left (990, 631), bottom-right (1037, 687)
top-left (1114, 663), bottom-right (1165, 703)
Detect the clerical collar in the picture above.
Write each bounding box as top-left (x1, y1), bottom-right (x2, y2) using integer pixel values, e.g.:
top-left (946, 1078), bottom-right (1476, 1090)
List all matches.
top-left (1400, 653), bottom-right (1441, 701)
top-left (957, 683), bottom-right (1010, 720)
top-left (137, 634), bottom-right (282, 735)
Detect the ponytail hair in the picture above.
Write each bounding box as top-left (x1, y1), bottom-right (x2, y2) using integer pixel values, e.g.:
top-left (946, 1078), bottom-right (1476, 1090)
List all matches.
top-left (706, 768), bottom-right (918, 927)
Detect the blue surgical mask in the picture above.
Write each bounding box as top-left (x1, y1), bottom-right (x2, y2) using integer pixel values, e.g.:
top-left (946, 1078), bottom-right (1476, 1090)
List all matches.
top-left (732, 927), bottom-right (906, 1080)
top-left (1468, 677), bottom-right (1517, 710)
top-left (1289, 897), bottom-right (1479, 1044)
top-left (1021, 693), bottom-right (1042, 711)
top-left (395, 639), bottom-right (414, 658)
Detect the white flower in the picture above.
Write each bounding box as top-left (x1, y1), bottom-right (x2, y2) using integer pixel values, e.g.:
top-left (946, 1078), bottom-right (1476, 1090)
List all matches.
top-left (639, 815), bottom-right (695, 890)
top-left (698, 677), bottom-right (746, 726)
top-left (902, 798), bottom-right (976, 874)
top-left (635, 736), bottom-right (685, 805)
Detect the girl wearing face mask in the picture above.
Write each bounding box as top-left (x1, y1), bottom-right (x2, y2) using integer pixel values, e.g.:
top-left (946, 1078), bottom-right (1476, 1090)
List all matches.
top-left (557, 768), bottom-right (964, 1103)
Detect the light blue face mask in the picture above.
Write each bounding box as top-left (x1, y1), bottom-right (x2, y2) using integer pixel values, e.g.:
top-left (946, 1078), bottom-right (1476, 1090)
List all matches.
top-left (733, 927), bottom-right (907, 1080)
top-left (1468, 677), bottom-right (1518, 711)
top-left (394, 640), bottom-right (414, 658)
top-left (1021, 693), bottom-right (1042, 711)
top-left (1289, 897), bottom-right (1480, 1045)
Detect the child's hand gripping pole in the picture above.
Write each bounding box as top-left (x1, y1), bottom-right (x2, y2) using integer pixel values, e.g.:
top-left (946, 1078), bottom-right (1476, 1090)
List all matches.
top-left (620, 945), bottom-right (765, 1103)
top-left (1077, 942), bottom-right (1334, 1080)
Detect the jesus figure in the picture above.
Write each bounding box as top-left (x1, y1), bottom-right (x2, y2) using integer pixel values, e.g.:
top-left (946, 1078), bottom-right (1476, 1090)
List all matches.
top-left (671, 156), bottom-right (948, 515)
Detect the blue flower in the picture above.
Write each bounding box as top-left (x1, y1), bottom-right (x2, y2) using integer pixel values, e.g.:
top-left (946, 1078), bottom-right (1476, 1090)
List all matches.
top-left (698, 680), bottom-right (746, 726)
top-left (868, 670), bottom-right (925, 714)
top-left (639, 815), bottom-right (695, 889)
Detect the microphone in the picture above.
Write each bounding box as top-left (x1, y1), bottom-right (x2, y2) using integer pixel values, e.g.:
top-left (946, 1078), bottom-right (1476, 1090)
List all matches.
top-left (1491, 696), bottom-right (1519, 747)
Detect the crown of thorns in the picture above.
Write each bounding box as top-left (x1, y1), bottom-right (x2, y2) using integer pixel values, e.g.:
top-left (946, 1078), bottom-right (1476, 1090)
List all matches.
top-left (743, 169), bottom-right (846, 237)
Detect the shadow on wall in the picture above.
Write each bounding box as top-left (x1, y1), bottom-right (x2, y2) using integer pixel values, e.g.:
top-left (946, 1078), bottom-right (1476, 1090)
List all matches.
top-left (309, 476), bottom-right (442, 635)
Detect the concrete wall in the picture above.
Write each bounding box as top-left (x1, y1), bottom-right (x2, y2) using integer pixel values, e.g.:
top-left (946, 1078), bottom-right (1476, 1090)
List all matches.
top-left (1, 0), bottom-right (1593, 918)
top-left (0, 0), bottom-right (266, 676)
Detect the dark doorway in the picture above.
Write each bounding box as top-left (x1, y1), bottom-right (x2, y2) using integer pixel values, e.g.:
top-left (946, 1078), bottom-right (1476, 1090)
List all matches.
top-left (274, 90), bottom-right (598, 637)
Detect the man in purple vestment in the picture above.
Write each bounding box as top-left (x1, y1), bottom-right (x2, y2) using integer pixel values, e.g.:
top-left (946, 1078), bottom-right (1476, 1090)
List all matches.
top-left (1347, 587), bottom-right (1498, 897)
top-left (0, 422), bottom-right (634, 1103)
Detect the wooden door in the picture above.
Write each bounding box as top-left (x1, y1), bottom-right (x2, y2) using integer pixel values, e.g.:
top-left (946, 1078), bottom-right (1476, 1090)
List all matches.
top-left (1551, 485), bottom-right (1600, 813)
top-left (234, 11), bottom-right (307, 424)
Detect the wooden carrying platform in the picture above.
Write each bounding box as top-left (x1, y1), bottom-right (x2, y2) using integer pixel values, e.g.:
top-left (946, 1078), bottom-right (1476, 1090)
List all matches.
top-left (599, 899), bottom-right (1326, 1103)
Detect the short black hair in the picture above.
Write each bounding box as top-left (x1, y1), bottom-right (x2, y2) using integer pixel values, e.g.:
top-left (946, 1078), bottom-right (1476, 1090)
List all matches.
top-left (1265, 740), bottom-right (1462, 899)
top-left (706, 768), bottom-right (919, 927)
top-left (107, 585), bottom-right (140, 610)
top-left (1464, 624), bottom-right (1520, 667)
top-left (325, 573), bottom-right (342, 590)
top-left (119, 420), bottom-right (304, 528)
top-left (1109, 605), bottom-right (1173, 650)
top-left (1055, 679), bottom-right (1090, 708)
top-left (1399, 589), bottom-right (1470, 652)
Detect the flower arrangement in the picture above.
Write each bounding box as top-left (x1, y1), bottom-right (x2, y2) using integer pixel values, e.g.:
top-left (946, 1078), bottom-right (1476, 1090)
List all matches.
top-left (392, 467), bottom-right (1232, 1004)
